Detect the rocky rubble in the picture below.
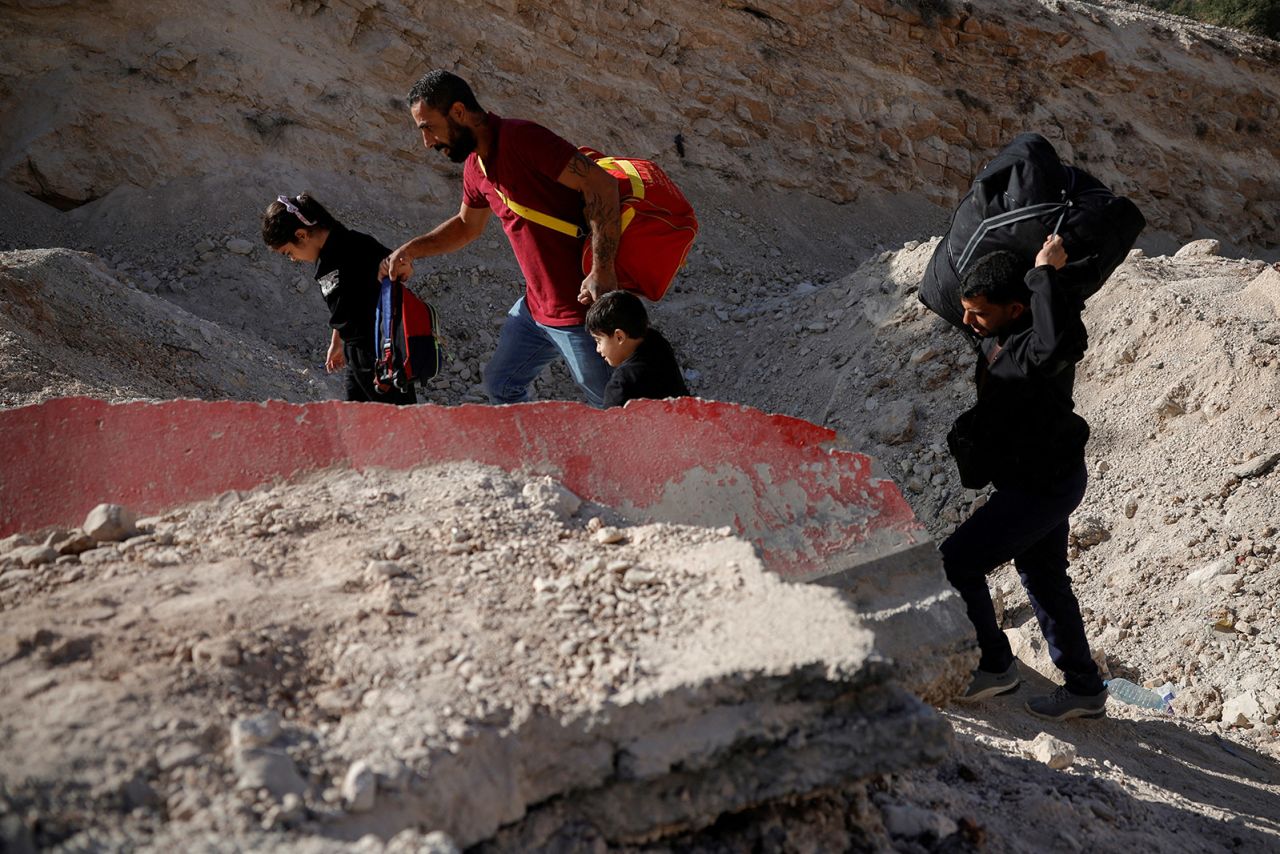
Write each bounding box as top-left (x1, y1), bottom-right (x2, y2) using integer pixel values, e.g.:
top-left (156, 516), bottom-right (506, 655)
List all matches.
top-left (0, 463), bottom-right (951, 850)
top-left (574, 235), bottom-right (1280, 844)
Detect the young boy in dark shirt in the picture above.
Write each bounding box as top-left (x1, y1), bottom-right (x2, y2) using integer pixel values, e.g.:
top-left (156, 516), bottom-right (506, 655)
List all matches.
top-left (585, 291), bottom-right (690, 408)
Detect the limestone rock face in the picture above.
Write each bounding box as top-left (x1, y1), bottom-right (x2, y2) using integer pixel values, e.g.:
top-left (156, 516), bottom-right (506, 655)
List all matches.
top-left (1, 0), bottom-right (1277, 252)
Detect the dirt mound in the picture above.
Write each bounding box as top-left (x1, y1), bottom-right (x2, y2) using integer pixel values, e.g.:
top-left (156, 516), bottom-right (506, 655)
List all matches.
top-left (0, 462), bottom-right (949, 851)
top-left (0, 249), bottom-right (333, 406)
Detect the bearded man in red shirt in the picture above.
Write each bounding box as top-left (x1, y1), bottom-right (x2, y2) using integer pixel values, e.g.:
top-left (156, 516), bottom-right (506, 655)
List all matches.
top-left (382, 70), bottom-right (619, 407)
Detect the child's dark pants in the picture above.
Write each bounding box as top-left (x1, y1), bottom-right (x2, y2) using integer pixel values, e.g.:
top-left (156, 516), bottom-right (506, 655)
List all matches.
top-left (345, 342), bottom-right (416, 405)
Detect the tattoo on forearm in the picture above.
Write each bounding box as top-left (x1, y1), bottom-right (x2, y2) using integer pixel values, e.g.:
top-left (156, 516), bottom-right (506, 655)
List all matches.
top-left (568, 152), bottom-right (592, 179)
top-left (583, 187), bottom-right (619, 267)
top-left (593, 231), bottom-right (618, 268)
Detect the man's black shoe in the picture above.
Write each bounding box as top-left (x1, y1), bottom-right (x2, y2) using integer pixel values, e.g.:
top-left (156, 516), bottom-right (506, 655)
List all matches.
top-left (1025, 685), bottom-right (1107, 721)
top-left (956, 662), bottom-right (1021, 702)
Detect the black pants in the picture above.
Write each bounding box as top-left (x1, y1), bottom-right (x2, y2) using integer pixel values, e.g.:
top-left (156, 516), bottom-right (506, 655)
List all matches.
top-left (940, 462), bottom-right (1103, 695)
top-left (344, 342), bottom-right (416, 405)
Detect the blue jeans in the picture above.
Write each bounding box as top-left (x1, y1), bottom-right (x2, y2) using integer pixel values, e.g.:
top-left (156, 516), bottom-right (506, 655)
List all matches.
top-left (941, 462), bottom-right (1104, 695)
top-left (483, 297), bottom-right (612, 408)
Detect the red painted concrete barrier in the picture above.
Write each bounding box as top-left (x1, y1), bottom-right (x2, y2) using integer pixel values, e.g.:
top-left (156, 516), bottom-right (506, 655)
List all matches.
top-left (0, 397), bottom-right (928, 580)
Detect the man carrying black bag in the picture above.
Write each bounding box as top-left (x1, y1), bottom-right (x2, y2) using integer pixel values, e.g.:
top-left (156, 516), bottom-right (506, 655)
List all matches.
top-left (943, 233), bottom-right (1107, 721)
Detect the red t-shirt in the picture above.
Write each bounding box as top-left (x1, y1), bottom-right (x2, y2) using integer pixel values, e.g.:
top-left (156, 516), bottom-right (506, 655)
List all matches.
top-left (462, 115), bottom-right (587, 326)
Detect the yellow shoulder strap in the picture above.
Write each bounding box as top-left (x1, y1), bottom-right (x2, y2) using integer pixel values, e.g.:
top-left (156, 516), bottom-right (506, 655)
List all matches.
top-left (594, 156), bottom-right (645, 200)
top-left (476, 155), bottom-right (586, 239)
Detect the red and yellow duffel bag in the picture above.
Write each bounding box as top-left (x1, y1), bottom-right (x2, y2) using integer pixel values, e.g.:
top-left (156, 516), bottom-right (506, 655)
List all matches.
top-left (483, 147), bottom-right (698, 301)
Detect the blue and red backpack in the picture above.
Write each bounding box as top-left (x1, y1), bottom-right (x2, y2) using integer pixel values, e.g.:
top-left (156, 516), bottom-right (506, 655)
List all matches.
top-left (373, 277), bottom-right (442, 394)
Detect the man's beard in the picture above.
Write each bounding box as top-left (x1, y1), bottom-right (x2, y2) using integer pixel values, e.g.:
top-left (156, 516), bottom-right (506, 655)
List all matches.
top-left (435, 118), bottom-right (477, 163)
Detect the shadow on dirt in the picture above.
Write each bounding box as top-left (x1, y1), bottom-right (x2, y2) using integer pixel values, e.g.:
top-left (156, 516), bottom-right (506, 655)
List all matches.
top-left (948, 666), bottom-right (1280, 843)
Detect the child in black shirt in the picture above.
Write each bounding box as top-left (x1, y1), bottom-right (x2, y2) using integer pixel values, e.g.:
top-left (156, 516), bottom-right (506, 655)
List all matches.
top-left (262, 194), bottom-right (415, 405)
top-left (585, 291), bottom-right (690, 408)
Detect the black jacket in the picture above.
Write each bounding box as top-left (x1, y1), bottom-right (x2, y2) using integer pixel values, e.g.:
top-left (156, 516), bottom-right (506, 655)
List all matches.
top-left (954, 266), bottom-right (1090, 490)
top-left (603, 329), bottom-right (690, 408)
top-left (314, 224), bottom-right (389, 347)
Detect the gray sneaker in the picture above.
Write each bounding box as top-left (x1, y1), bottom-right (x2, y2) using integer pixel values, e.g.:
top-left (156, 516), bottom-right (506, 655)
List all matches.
top-left (1025, 685), bottom-right (1107, 721)
top-left (956, 662), bottom-right (1021, 702)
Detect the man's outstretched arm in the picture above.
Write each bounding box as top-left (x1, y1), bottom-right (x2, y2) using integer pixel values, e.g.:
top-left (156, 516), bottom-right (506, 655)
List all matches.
top-left (556, 151), bottom-right (620, 304)
top-left (381, 203), bottom-right (491, 283)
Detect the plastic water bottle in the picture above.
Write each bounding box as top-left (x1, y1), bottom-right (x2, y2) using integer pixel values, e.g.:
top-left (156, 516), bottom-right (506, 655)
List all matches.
top-left (1106, 678), bottom-right (1174, 712)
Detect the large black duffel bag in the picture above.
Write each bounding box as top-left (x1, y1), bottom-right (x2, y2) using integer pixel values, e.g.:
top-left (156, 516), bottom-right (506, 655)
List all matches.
top-left (920, 133), bottom-right (1146, 331)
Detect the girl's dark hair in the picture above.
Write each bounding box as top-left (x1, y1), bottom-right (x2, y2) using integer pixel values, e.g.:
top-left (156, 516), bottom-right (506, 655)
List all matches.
top-left (261, 193), bottom-right (336, 248)
top-left (586, 290), bottom-right (648, 339)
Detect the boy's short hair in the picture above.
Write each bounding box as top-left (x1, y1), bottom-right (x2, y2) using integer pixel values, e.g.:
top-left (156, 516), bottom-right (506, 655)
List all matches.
top-left (961, 250), bottom-right (1032, 305)
top-left (586, 290), bottom-right (648, 339)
